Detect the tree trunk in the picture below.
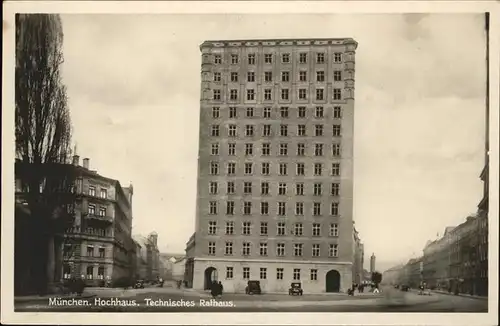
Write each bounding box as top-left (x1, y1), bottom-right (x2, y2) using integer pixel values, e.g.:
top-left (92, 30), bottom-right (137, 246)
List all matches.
top-left (54, 236), bottom-right (64, 283)
top-left (46, 235), bottom-right (56, 291)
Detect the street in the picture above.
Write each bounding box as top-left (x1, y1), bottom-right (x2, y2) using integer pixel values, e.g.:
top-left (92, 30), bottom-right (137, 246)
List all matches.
top-left (14, 285), bottom-right (488, 312)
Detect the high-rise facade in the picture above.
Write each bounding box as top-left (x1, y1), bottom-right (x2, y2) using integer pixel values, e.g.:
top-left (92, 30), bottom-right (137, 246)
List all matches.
top-left (189, 38), bottom-right (358, 293)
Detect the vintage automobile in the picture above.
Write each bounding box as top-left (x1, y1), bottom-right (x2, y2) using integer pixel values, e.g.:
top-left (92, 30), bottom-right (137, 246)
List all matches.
top-left (288, 282), bottom-right (304, 296)
top-left (133, 280), bottom-right (145, 289)
top-left (245, 280), bottom-right (262, 295)
top-left (400, 284), bottom-right (410, 292)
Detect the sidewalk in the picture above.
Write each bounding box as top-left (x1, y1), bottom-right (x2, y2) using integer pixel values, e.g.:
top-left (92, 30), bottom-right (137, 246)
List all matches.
top-left (430, 289), bottom-right (488, 301)
top-left (15, 293), bottom-right (96, 303)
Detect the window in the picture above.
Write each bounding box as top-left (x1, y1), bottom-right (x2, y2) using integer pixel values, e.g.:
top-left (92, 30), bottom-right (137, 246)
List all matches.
top-left (298, 107), bottom-right (306, 118)
top-left (293, 243), bottom-right (304, 257)
top-left (86, 266), bottom-right (93, 279)
top-left (277, 223), bottom-right (286, 236)
top-left (279, 163), bottom-right (288, 176)
top-left (208, 221), bottom-right (217, 235)
top-left (260, 222), bottom-right (268, 235)
top-left (242, 242), bottom-right (251, 256)
top-left (331, 183), bottom-right (340, 196)
top-left (98, 266), bottom-right (106, 280)
top-left (277, 268), bottom-right (284, 279)
top-left (213, 72), bottom-right (221, 82)
top-left (245, 125), bottom-right (254, 137)
top-left (333, 88), bottom-right (342, 100)
top-left (263, 125), bottom-right (271, 137)
top-left (278, 183), bottom-right (287, 195)
top-left (210, 162), bottom-right (219, 175)
top-left (227, 182), bottom-right (235, 194)
top-left (295, 202), bottom-right (304, 215)
top-left (211, 143), bottom-right (219, 155)
top-left (261, 162), bottom-right (270, 175)
top-left (224, 242), bottom-right (233, 255)
top-left (209, 181), bottom-right (218, 194)
top-left (294, 223), bottom-right (303, 237)
top-left (99, 207), bottom-right (106, 217)
top-left (316, 88), bottom-right (325, 101)
top-left (279, 143), bottom-right (288, 156)
top-left (329, 244), bottom-right (339, 257)
top-left (334, 52), bottom-right (342, 63)
top-left (314, 163), bottom-right (323, 176)
top-left (230, 72), bottom-right (238, 82)
top-left (263, 107), bottom-right (272, 118)
top-left (208, 242), bottom-right (216, 255)
top-left (315, 144), bottom-right (324, 156)
top-left (313, 202), bottom-right (322, 216)
top-left (247, 72), bottom-right (255, 82)
top-left (88, 204), bottom-right (96, 215)
top-left (228, 125), bottom-right (237, 137)
top-left (280, 107), bottom-right (289, 118)
top-left (245, 143), bottom-right (253, 156)
top-left (331, 163), bottom-right (340, 176)
top-left (315, 106), bottom-right (324, 118)
top-left (214, 54), bottom-right (222, 64)
top-left (264, 53), bottom-right (273, 63)
top-left (264, 71), bottom-right (273, 82)
top-left (211, 125), bottom-right (220, 137)
top-left (298, 88), bottom-right (307, 100)
top-left (260, 267), bottom-right (267, 279)
top-left (243, 267), bottom-right (250, 279)
top-left (226, 201), bottom-right (234, 215)
top-left (244, 162), bottom-right (253, 175)
top-left (297, 125), bottom-right (306, 136)
top-left (231, 54), bottom-right (239, 64)
top-left (314, 183), bottom-right (322, 196)
top-left (316, 53), bottom-right (325, 64)
top-left (248, 53), bottom-right (256, 65)
top-left (89, 186), bottom-right (96, 197)
top-left (246, 107), bottom-right (254, 118)
top-left (315, 124), bottom-right (324, 136)
top-left (63, 264), bottom-right (72, 279)
top-left (243, 201), bottom-right (252, 215)
top-left (98, 247), bottom-right (105, 258)
top-left (281, 88), bottom-right (289, 100)
top-left (296, 163), bottom-right (305, 175)
top-left (330, 223), bottom-right (339, 237)
top-left (260, 243), bottom-right (268, 256)
top-left (297, 143), bottom-right (305, 156)
top-left (310, 269), bottom-right (318, 281)
top-left (213, 89), bottom-right (221, 100)
top-left (264, 89), bottom-right (272, 101)
top-left (299, 71), bottom-right (307, 82)
top-left (280, 124), bottom-right (288, 136)
top-left (299, 52), bottom-right (307, 63)
top-left (332, 143), bottom-right (341, 157)
top-left (316, 71), bottom-right (325, 82)
top-left (282, 53), bottom-right (290, 63)
top-left (333, 70), bottom-right (342, 81)
top-left (229, 107), bottom-right (237, 118)
top-left (331, 202), bottom-right (339, 216)
top-left (225, 221), bottom-right (234, 234)
top-left (278, 202), bottom-right (286, 216)
top-left (226, 267), bottom-right (234, 279)
top-left (247, 89), bottom-right (255, 101)
top-left (261, 202), bottom-right (269, 215)
top-left (333, 106), bottom-right (342, 119)
top-left (333, 125), bottom-right (341, 137)
top-left (262, 143), bottom-right (270, 156)
top-left (87, 245), bottom-right (94, 257)
top-left (209, 201), bottom-right (217, 215)
top-left (312, 244), bottom-right (321, 257)
top-left (230, 89), bottom-right (238, 100)
top-left (293, 268), bottom-right (301, 280)
top-left (296, 183), bottom-right (304, 196)
top-left (261, 182), bottom-right (269, 195)
top-left (312, 223), bottom-right (321, 237)
top-left (281, 72), bottom-right (290, 82)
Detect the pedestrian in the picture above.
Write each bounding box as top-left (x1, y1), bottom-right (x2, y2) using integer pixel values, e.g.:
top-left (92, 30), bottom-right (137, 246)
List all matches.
top-left (210, 281), bottom-right (218, 299)
top-left (218, 281), bottom-right (224, 298)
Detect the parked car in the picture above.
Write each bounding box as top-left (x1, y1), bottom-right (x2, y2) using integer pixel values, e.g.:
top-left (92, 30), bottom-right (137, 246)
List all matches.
top-left (288, 282), bottom-right (303, 296)
top-left (400, 285), bottom-right (410, 292)
top-left (245, 280), bottom-right (262, 295)
top-left (134, 280), bottom-right (145, 289)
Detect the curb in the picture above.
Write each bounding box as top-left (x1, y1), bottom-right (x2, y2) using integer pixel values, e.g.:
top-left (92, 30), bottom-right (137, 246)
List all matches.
top-left (15, 294), bottom-right (97, 303)
top-left (431, 290), bottom-right (488, 301)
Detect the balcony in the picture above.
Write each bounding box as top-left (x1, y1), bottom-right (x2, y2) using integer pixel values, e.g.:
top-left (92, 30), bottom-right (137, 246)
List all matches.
top-left (65, 226), bottom-right (113, 240)
top-left (84, 213), bottom-right (113, 224)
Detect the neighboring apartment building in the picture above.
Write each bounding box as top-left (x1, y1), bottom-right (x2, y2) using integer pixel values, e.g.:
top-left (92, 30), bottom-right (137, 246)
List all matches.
top-left (134, 232), bottom-right (161, 281)
top-left (422, 226), bottom-right (454, 290)
top-left (382, 264), bottom-right (404, 285)
top-left (159, 253), bottom-right (187, 281)
top-left (187, 38), bottom-right (358, 293)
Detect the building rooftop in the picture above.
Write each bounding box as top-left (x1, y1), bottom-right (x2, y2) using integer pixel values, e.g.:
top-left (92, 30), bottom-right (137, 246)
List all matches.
top-left (200, 38), bottom-right (358, 49)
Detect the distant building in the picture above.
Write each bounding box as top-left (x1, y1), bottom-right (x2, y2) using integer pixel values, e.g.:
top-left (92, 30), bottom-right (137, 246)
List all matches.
top-left (370, 253), bottom-right (376, 273)
top-left (133, 232), bottom-right (160, 281)
top-left (422, 226), bottom-right (455, 290)
top-left (352, 227), bottom-right (364, 284)
top-left (382, 264), bottom-right (404, 285)
top-left (159, 253), bottom-right (186, 281)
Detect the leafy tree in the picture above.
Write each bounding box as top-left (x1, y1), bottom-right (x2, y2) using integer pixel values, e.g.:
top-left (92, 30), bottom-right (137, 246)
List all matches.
top-left (371, 271), bottom-right (383, 285)
top-left (15, 14), bottom-right (76, 295)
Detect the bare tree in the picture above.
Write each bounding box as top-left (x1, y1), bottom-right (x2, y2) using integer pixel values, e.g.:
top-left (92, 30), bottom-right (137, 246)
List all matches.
top-left (15, 14), bottom-right (76, 295)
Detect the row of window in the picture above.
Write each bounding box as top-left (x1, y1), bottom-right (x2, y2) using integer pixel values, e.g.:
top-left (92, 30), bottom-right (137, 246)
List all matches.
top-left (212, 88), bottom-right (343, 101)
top-left (212, 52), bottom-right (344, 65)
top-left (210, 124), bottom-right (342, 139)
top-left (226, 266), bottom-right (321, 281)
top-left (209, 241), bottom-right (339, 258)
top-left (211, 105), bottom-right (342, 119)
top-left (212, 70), bottom-right (343, 83)
top-left (210, 162), bottom-right (341, 177)
top-left (87, 203), bottom-right (108, 217)
top-left (63, 265), bottom-right (107, 280)
top-left (208, 181), bottom-right (342, 198)
top-left (208, 221), bottom-right (340, 237)
top-left (88, 186), bottom-right (108, 199)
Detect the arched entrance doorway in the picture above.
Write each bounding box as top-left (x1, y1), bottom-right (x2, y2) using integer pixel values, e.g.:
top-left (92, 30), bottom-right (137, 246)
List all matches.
top-left (325, 270), bottom-right (341, 293)
top-left (204, 267), bottom-right (218, 290)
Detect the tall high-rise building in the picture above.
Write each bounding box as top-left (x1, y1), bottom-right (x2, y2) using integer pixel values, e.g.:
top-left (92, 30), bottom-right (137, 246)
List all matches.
top-left (370, 253), bottom-right (376, 273)
top-left (187, 38), bottom-right (358, 293)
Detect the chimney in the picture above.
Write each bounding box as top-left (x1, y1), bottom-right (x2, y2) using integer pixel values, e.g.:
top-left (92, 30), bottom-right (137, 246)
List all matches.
top-left (72, 155), bottom-right (80, 166)
top-left (82, 158), bottom-right (90, 169)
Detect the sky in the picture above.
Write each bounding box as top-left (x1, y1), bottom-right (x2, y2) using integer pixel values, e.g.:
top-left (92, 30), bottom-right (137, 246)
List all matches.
top-left (60, 13), bottom-right (487, 271)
